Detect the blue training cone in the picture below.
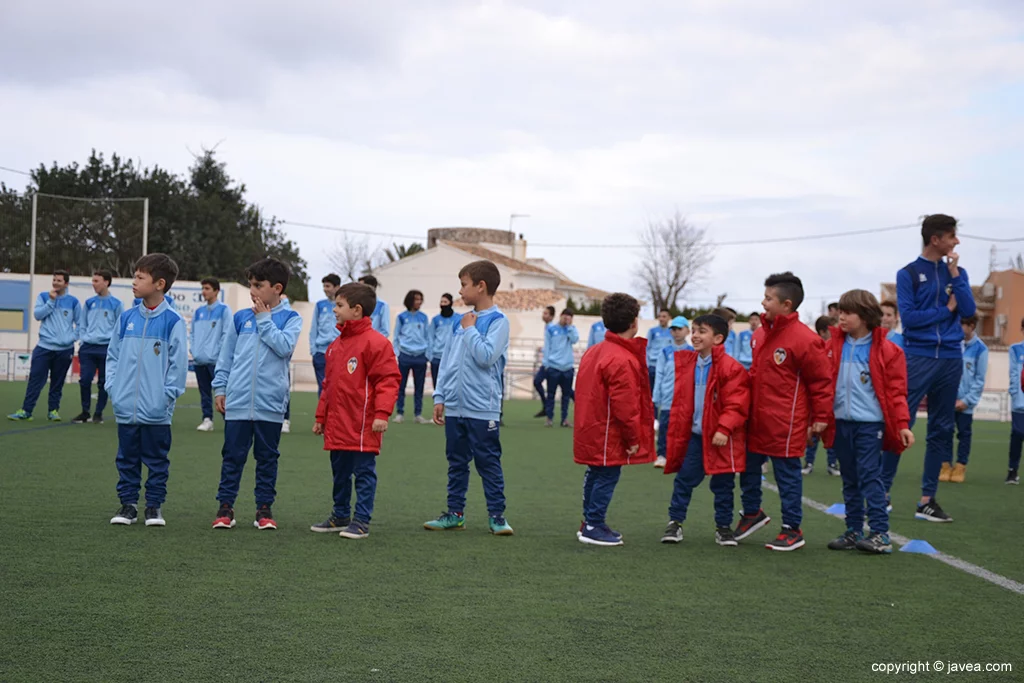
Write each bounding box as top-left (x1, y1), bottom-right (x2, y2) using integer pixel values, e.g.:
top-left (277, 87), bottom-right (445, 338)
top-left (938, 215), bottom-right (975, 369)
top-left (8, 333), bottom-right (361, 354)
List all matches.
top-left (825, 503), bottom-right (846, 516)
top-left (900, 539), bottom-right (938, 554)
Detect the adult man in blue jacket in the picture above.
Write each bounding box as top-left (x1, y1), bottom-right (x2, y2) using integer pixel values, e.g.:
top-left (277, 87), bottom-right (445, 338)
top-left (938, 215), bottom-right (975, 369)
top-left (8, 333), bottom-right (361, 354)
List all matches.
top-left (884, 214), bottom-right (976, 523)
top-left (73, 269), bottom-right (123, 424)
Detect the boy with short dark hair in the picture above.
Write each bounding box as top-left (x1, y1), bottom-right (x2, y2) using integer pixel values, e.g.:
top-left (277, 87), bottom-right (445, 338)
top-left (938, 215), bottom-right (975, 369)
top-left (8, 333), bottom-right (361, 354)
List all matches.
top-left (573, 292), bottom-right (655, 546)
top-left (1008, 317), bottom-right (1024, 485)
top-left (661, 314), bottom-right (749, 547)
top-left (942, 315), bottom-right (988, 483)
top-left (211, 258), bottom-right (302, 531)
top-left (738, 272), bottom-right (833, 551)
top-left (311, 282), bottom-right (401, 539)
top-left (543, 308), bottom-right (579, 428)
top-left (426, 260), bottom-right (513, 535)
top-left (192, 277), bottom-right (231, 432)
top-left (393, 289), bottom-right (431, 424)
top-left (107, 254), bottom-right (187, 527)
top-left (713, 307), bottom-right (739, 359)
top-left (310, 273), bottom-right (342, 396)
top-left (653, 316), bottom-right (692, 468)
top-left (358, 275), bottom-right (390, 338)
top-left (73, 269), bottom-right (123, 424)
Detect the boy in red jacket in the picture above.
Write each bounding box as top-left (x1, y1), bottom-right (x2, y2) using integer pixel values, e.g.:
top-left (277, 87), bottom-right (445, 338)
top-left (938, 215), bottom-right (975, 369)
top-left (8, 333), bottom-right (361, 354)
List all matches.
top-left (573, 293), bottom-right (655, 547)
top-left (824, 290), bottom-right (914, 554)
top-left (311, 283), bottom-right (401, 539)
top-left (738, 272), bottom-right (834, 551)
top-left (661, 314), bottom-right (750, 547)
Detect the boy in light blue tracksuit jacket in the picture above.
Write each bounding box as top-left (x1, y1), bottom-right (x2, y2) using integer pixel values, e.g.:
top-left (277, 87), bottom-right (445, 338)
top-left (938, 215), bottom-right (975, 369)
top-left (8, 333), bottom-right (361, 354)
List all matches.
top-left (943, 315), bottom-right (988, 481)
top-left (8, 270), bottom-right (80, 422)
top-left (75, 269), bottom-right (123, 424)
top-left (653, 316), bottom-right (693, 465)
top-left (309, 274), bottom-right (342, 396)
top-left (424, 260), bottom-right (514, 536)
top-left (191, 277), bottom-right (232, 430)
top-left (358, 274), bottom-right (390, 338)
top-left (429, 292), bottom-right (462, 389)
top-left (211, 258), bottom-right (302, 532)
top-left (543, 309), bottom-right (579, 427)
top-left (393, 289), bottom-right (432, 422)
top-left (587, 320), bottom-right (606, 348)
top-left (106, 255), bottom-right (187, 527)
top-left (1006, 320), bottom-right (1024, 485)
top-left (646, 309), bottom-right (674, 396)
top-left (735, 314), bottom-right (760, 370)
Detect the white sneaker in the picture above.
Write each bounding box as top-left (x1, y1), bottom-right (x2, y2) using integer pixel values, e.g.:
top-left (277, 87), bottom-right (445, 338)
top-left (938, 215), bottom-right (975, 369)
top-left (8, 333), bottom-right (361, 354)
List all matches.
top-left (801, 463), bottom-right (813, 476)
top-left (281, 419), bottom-right (291, 434)
top-left (654, 456), bottom-right (667, 468)
top-left (653, 417), bottom-right (660, 432)
top-left (196, 418), bottom-right (214, 432)
top-left (393, 414), bottom-right (404, 424)
top-left (144, 506), bottom-right (166, 527)
top-left (414, 415), bottom-right (428, 424)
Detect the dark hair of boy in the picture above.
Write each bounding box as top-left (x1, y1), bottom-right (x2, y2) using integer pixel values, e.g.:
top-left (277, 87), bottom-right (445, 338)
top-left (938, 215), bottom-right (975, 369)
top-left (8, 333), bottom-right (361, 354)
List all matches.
top-left (245, 257), bottom-right (289, 293)
top-left (601, 293), bottom-right (640, 334)
top-left (814, 316), bottom-right (832, 335)
top-left (404, 289), bottom-right (424, 310)
top-left (961, 314), bottom-right (978, 327)
top-left (200, 276), bottom-right (220, 291)
top-left (545, 305), bottom-right (556, 317)
top-left (337, 282), bottom-right (376, 316)
top-left (54, 269), bottom-right (71, 284)
top-left (712, 307), bottom-right (736, 322)
top-left (93, 269), bottom-right (113, 285)
top-left (136, 254), bottom-right (179, 292)
top-left (359, 274), bottom-right (379, 289)
top-left (827, 301), bottom-right (839, 309)
top-left (561, 308), bottom-right (574, 318)
top-left (837, 289), bottom-right (883, 329)
top-left (692, 313), bottom-right (729, 340)
top-left (879, 299), bottom-right (898, 314)
top-left (322, 273), bottom-right (341, 287)
top-left (921, 213), bottom-right (957, 246)
top-left (458, 260), bottom-right (501, 296)
top-left (441, 292), bottom-right (453, 302)
top-left (749, 311), bottom-right (760, 319)
top-left (764, 271), bottom-right (804, 311)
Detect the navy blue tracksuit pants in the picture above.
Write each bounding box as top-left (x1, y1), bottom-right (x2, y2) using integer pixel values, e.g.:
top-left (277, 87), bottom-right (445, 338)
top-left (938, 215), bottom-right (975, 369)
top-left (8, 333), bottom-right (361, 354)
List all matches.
top-left (668, 435), bottom-right (735, 528)
top-left (952, 411), bottom-right (973, 465)
top-left (545, 368), bottom-right (574, 422)
top-left (115, 424), bottom-right (172, 507)
top-left (431, 358), bottom-right (442, 390)
top-left (194, 364), bottom-right (215, 420)
top-left (881, 355), bottom-right (961, 499)
top-left (804, 434), bottom-right (837, 468)
top-left (397, 353), bottom-right (427, 416)
top-left (22, 346), bottom-right (73, 415)
top-left (533, 366), bottom-right (547, 400)
top-left (1010, 412), bottom-right (1024, 471)
top-left (312, 352), bottom-right (327, 396)
top-left (740, 453), bottom-right (803, 529)
top-left (657, 409), bottom-right (671, 458)
top-left (78, 342), bottom-right (109, 417)
top-left (445, 416), bottom-right (506, 516)
top-left (582, 465), bottom-right (621, 525)
top-left (833, 420), bottom-right (889, 534)
top-left (331, 451), bottom-right (377, 523)
top-left (218, 420), bottom-right (283, 508)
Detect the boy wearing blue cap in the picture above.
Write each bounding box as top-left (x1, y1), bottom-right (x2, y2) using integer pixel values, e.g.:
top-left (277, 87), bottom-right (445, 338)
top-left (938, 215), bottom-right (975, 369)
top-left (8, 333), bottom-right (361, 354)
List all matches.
top-left (652, 316), bottom-right (693, 468)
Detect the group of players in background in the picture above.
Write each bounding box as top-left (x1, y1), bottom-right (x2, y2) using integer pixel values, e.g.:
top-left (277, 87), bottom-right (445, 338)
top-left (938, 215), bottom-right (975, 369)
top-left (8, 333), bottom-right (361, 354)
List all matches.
top-left (8, 214), bottom-right (1024, 550)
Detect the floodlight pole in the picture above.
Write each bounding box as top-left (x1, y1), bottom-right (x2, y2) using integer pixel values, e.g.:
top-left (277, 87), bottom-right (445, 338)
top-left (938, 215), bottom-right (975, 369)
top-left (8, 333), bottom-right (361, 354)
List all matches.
top-left (27, 193), bottom-right (37, 351)
top-left (142, 198), bottom-right (150, 255)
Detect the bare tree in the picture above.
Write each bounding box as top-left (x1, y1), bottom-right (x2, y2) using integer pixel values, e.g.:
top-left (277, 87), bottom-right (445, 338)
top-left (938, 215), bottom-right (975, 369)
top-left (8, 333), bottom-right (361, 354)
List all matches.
top-left (328, 232), bottom-right (382, 281)
top-left (633, 212), bottom-right (715, 312)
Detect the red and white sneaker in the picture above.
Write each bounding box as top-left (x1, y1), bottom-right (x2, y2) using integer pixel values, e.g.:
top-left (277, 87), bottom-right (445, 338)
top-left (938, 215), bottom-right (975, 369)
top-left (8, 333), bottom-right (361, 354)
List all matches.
top-left (212, 503), bottom-right (236, 529)
top-left (253, 505), bottom-right (277, 531)
top-left (765, 525), bottom-right (805, 551)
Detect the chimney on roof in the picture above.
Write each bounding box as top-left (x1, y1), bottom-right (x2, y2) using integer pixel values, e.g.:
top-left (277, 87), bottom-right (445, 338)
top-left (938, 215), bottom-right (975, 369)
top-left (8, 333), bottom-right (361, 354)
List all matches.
top-left (513, 235), bottom-right (527, 262)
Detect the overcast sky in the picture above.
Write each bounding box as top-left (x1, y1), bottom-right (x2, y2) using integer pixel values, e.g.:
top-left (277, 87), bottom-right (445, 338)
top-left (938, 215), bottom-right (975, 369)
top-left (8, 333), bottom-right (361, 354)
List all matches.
top-left (2, 0), bottom-right (1022, 314)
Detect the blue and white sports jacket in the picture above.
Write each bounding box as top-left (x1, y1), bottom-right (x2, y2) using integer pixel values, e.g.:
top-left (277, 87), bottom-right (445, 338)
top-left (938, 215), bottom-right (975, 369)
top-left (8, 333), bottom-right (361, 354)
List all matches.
top-left (652, 342), bottom-right (694, 410)
top-left (370, 300), bottom-right (391, 339)
top-left (393, 310), bottom-right (431, 357)
top-left (34, 292), bottom-right (80, 351)
top-left (736, 329), bottom-right (753, 368)
top-left (80, 295), bottom-right (123, 347)
top-left (1010, 341), bottom-right (1024, 414)
top-left (587, 321), bottom-right (607, 348)
top-left (309, 298), bottom-right (340, 356)
top-left (432, 306), bottom-right (509, 421)
top-left (430, 312), bottom-right (462, 360)
top-left (213, 302), bottom-right (302, 423)
top-left (543, 323), bottom-right (579, 371)
top-left (957, 336), bottom-right (988, 415)
top-left (190, 301), bottom-right (232, 366)
top-left (646, 326), bottom-right (674, 369)
top-left (104, 300), bottom-right (188, 425)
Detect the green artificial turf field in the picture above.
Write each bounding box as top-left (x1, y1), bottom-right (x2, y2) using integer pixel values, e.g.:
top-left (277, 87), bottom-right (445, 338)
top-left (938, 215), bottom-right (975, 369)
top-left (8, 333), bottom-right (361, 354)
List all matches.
top-left (1, 382), bottom-right (1021, 682)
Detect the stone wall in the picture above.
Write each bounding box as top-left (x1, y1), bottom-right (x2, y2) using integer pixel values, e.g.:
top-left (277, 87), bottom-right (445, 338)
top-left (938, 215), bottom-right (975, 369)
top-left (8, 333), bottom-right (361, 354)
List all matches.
top-left (427, 227), bottom-right (515, 248)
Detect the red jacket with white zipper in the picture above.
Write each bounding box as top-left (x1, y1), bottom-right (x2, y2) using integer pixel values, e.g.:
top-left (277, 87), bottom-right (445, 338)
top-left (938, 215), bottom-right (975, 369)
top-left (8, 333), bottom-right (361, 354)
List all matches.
top-left (822, 326), bottom-right (911, 454)
top-left (315, 317), bottom-right (401, 454)
top-left (747, 312), bottom-right (834, 458)
top-left (573, 331), bottom-right (656, 467)
top-left (665, 345), bottom-right (750, 475)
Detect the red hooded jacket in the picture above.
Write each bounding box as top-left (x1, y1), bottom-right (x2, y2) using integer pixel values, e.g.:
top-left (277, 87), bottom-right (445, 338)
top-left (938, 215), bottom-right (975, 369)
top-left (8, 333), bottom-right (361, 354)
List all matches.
top-left (665, 345), bottom-right (750, 475)
top-left (573, 331), bottom-right (656, 467)
top-left (822, 326), bottom-right (911, 454)
top-left (747, 312), bottom-right (834, 458)
top-left (315, 317), bottom-right (401, 454)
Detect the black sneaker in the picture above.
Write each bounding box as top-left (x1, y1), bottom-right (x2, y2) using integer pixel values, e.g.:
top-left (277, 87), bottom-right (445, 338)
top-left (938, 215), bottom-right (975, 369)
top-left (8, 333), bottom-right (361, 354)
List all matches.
top-left (661, 520), bottom-right (683, 543)
top-left (735, 509), bottom-right (771, 540)
top-left (533, 408), bottom-right (546, 418)
top-left (310, 515), bottom-right (351, 533)
top-left (144, 506), bottom-right (165, 527)
top-left (827, 528), bottom-right (861, 550)
top-left (915, 499), bottom-right (953, 523)
top-left (827, 463), bottom-right (841, 477)
top-left (1007, 469), bottom-right (1020, 485)
top-left (71, 411), bottom-right (91, 424)
top-left (92, 414), bottom-right (104, 424)
top-left (856, 531), bottom-right (892, 554)
top-left (715, 527), bottom-right (738, 547)
top-left (110, 503), bottom-right (138, 525)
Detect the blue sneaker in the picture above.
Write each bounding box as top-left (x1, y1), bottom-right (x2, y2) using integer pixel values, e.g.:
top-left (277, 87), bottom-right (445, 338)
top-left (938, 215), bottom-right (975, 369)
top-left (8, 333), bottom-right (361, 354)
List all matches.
top-left (7, 409), bottom-right (32, 421)
top-left (423, 511), bottom-right (465, 531)
top-left (489, 516), bottom-right (514, 536)
top-left (579, 523), bottom-right (624, 547)
top-left (578, 521), bottom-right (622, 540)
top-left (856, 531), bottom-right (893, 554)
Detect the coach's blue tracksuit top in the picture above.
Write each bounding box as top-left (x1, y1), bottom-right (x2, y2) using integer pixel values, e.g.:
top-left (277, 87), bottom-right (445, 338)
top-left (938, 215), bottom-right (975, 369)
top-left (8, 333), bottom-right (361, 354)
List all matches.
top-left (432, 306), bottom-right (509, 422)
top-left (736, 330), bottom-right (753, 366)
top-left (309, 298), bottom-right (340, 356)
top-left (957, 336), bottom-right (988, 415)
top-left (393, 310), bottom-right (431, 357)
top-left (543, 323), bottom-right (579, 371)
top-left (370, 300), bottom-right (390, 339)
top-left (80, 294), bottom-right (123, 346)
top-left (34, 292), bottom-right (80, 351)
top-left (213, 303), bottom-right (302, 423)
top-left (653, 342), bottom-right (694, 410)
top-left (587, 321), bottom-right (606, 348)
top-left (646, 326), bottom-right (673, 368)
top-left (692, 354), bottom-right (712, 434)
top-left (431, 312), bottom-right (462, 360)
top-left (133, 294), bottom-right (176, 311)
top-left (1010, 342), bottom-right (1024, 413)
top-left (190, 301), bottom-right (232, 366)
top-left (104, 300), bottom-right (188, 425)
top-left (833, 335), bottom-right (883, 423)
top-left (896, 257), bottom-right (976, 359)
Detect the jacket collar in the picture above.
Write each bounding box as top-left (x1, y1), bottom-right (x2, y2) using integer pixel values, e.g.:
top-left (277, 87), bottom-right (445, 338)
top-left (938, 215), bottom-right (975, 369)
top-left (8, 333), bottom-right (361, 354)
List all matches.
top-left (338, 316), bottom-right (372, 338)
top-left (831, 326), bottom-right (887, 347)
top-left (139, 299), bottom-right (169, 318)
top-left (761, 311), bottom-right (800, 334)
top-left (603, 330), bottom-right (648, 366)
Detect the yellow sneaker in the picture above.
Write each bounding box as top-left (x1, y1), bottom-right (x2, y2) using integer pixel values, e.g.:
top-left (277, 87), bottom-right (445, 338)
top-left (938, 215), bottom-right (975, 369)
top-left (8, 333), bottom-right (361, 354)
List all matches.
top-left (950, 463), bottom-right (966, 483)
top-left (939, 462), bottom-right (953, 482)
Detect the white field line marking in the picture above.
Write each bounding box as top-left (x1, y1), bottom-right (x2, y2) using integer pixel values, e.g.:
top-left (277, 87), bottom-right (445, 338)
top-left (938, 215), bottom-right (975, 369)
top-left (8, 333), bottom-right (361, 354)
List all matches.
top-left (763, 481), bottom-right (1024, 596)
